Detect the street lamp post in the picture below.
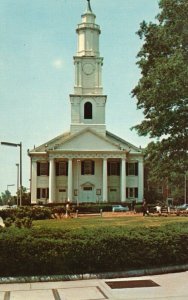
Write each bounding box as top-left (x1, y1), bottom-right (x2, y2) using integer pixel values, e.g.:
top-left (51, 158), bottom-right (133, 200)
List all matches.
top-left (7, 184), bottom-right (15, 191)
top-left (1, 141), bottom-right (22, 206)
top-left (16, 164), bottom-right (19, 206)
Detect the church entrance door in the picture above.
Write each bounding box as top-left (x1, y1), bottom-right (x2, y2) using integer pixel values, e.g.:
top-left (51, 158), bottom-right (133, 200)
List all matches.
top-left (108, 187), bottom-right (120, 202)
top-left (82, 186), bottom-right (94, 203)
top-left (58, 188), bottom-right (67, 203)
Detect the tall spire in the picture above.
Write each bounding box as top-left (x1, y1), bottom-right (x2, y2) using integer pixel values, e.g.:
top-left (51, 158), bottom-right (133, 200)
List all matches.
top-left (86, 0), bottom-right (92, 13)
top-left (70, 0), bottom-right (106, 136)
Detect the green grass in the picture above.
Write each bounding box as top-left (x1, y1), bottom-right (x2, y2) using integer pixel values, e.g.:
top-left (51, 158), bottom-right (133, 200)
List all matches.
top-left (33, 215), bottom-right (188, 231)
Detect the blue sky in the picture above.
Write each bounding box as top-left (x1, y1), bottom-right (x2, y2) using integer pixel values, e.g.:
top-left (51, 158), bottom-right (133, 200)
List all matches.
top-left (0, 0), bottom-right (159, 195)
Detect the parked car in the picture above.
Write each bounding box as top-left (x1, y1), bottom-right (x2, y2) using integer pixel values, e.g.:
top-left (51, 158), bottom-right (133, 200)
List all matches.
top-left (112, 205), bottom-right (129, 212)
top-left (176, 204), bottom-right (188, 210)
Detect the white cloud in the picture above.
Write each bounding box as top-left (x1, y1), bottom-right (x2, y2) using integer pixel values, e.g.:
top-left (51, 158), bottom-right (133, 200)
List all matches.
top-left (52, 59), bottom-right (64, 69)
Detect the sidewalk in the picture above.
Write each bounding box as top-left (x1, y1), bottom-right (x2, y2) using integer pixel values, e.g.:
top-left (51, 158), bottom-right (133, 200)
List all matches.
top-left (0, 271), bottom-right (187, 300)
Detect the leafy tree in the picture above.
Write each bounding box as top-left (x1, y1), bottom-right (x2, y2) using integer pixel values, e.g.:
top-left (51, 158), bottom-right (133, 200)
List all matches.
top-left (17, 186), bottom-right (31, 206)
top-left (1, 190), bottom-right (12, 205)
top-left (144, 143), bottom-right (185, 202)
top-left (132, 0), bottom-right (188, 190)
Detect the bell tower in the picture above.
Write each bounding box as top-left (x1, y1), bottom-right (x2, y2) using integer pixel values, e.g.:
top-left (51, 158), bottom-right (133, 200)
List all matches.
top-left (70, 0), bottom-right (107, 136)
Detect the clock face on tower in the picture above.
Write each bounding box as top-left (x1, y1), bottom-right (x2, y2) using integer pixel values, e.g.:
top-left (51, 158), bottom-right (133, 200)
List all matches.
top-left (83, 63), bottom-right (95, 75)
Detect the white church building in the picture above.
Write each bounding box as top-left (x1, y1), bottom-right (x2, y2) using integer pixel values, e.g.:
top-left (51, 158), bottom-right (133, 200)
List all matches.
top-left (29, 0), bottom-right (144, 205)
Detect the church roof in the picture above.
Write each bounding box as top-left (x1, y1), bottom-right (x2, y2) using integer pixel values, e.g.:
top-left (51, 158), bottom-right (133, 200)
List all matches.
top-left (106, 131), bottom-right (142, 152)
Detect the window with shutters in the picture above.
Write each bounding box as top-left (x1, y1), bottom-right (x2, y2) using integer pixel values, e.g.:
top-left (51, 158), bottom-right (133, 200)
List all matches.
top-left (126, 187), bottom-right (138, 198)
top-left (56, 161), bottom-right (68, 176)
top-left (84, 102), bottom-right (92, 119)
top-left (126, 162), bottom-right (138, 176)
top-left (107, 161), bottom-right (120, 176)
top-left (37, 162), bottom-right (49, 176)
top-left (81, 160), bottom-right (95, 175)
top-left (37, 188), bottom-right (49, 199)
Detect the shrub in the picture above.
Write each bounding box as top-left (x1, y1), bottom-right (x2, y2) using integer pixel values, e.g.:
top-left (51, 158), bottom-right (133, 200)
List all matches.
top-left (14, 218), bottom-right (22, 228)
top-left (4, 217), bottom-right (13, 227)
top-left (0, 206), bottom-right (52, 221)
top-left (22, 217), bottom-right (32, 228)
top-left (4, 217), bottom-right (33, 229)
top-left (134, 204), bottom-right (143, 213)
top-left (0, 223), bottom-right (187, 277)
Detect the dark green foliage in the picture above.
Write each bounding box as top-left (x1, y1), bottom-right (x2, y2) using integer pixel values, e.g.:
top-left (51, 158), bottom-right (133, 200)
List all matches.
top-left (3, 217), bottom-right (13, 227)
top-left (51, 206), bottom-right (66, 215)
top-left (4, 217), bottom-right (32, 229)
top-left (14, 218), bottom-right (22, 228)
top-left (134, 204), bottom-right (143, 213)
top-left (14, 217), bottom-right (33, 229)
top-left (0, 206), bottom-right (52, 221)
top-left (73, 204), bottom-right (114, 213)
top-left (144, 189), bottom-right (164, 204)
top-left (132, 0), bottom-right (188, 186)
top-left (0, 223), bottom-right (187, 276)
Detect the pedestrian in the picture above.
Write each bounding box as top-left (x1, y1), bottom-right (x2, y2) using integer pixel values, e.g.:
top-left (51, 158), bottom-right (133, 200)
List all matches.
top-left (65, 202), bottom-right (71, 217)
top-left (142, 199), bottom-right (149, 216)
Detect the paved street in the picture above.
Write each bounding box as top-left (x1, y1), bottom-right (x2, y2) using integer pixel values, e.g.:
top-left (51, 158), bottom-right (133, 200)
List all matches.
top-left (0, 271), bottom-right (187, 299)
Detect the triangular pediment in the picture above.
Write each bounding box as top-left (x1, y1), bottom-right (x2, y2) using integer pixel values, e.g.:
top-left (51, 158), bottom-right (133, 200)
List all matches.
top-left (29, 129), bottom-right (142, 155)
top-left (54, 128), bottom-right (120, 151)
top-left (81, 182), bottom-right (95, 187)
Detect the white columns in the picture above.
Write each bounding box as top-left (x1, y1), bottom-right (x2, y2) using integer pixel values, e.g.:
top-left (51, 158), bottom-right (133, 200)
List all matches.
top-left (121, 158), bottom-right (126, 202)
top-left (138, 160), bottom-right (144, 201)
top-left (103, 158), bottom-right (107, 202)
top-left (68, 159), bottom-right (73, 202)
top-left (31, 160), bottom-right (37, 204)
top-left (49, 158), bottom-right (56, 203)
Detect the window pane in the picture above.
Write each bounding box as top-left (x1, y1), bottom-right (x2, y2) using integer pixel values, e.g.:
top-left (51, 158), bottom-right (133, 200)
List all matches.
top-left (83, 187), bottom-right (92, 191)
top-left (37, 188), bottom-right (40, 199)
top-left (111, 163), bottom-right (117, 175)
top-left (41, 189), bottom-right (46, 198)
top-left (59, 162), bottom-right (67, 175)
top-left (130, 188), bottom-right (134, 197)
top-left (108, 162), bottom-right (120, 175)
top-left (128, 163), bottom-right (135, 175)
top-left (128, 187), bottom-right (138, 198)
top-left (84, 160), bottom-right (94, 175)
top-left (84, 102), bottom-right (92, 119)
top-left (40, 162), bottom-right (48, 175)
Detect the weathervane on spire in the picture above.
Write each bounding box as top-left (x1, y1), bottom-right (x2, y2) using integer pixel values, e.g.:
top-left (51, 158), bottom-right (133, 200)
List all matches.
top-left (87, 0), bottom-right (92, 12)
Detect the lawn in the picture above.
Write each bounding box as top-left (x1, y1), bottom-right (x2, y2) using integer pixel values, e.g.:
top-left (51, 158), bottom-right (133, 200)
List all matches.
top-left (33, 214), bottom-right (188, 231)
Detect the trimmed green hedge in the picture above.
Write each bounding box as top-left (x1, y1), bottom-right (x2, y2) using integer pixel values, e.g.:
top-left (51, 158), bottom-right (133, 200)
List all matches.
top-left (0, 206), bottom-right (52, 221)
top-left (72, 204), bottom-right (113, 213)
top-left (0, 223), bottom-right (188, 277)
top-left (0, 204), bottom-right (132, 222)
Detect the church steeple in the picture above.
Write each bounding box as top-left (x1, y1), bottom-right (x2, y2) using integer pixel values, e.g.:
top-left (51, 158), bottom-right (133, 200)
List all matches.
top-left (70, 1), bottom-right (107, 136)
top-left (76, 1), bottom-right (99, 57)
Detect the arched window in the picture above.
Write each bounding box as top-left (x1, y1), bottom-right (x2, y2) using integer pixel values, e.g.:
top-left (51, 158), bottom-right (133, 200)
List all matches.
top-left (84, 102), bottom-right (92, 119)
